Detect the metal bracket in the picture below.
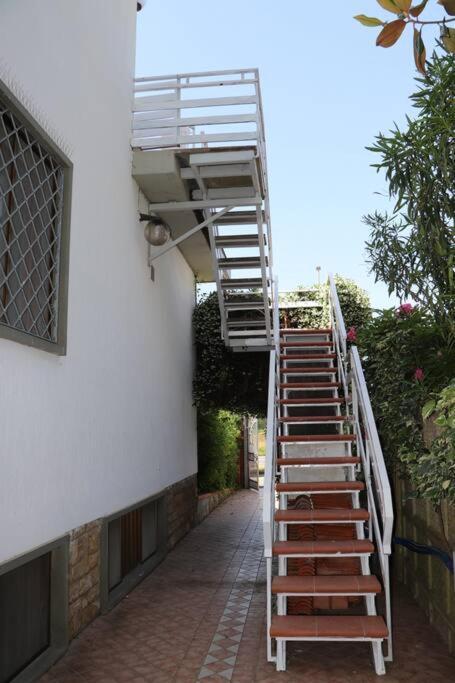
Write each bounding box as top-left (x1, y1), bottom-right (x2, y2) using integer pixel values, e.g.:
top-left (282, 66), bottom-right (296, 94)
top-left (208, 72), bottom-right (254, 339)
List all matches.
top-left (147, 206), bottom-right (231, 264)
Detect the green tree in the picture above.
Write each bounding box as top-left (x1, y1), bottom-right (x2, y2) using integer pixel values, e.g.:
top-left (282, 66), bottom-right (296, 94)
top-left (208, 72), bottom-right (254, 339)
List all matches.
top-left (363, 53), bottom-right (455, 330)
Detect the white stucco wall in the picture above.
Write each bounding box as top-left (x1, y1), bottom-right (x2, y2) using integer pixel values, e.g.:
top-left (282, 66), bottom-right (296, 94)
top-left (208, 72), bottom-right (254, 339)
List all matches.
top-left (0, 0), bottom-right (197, 563)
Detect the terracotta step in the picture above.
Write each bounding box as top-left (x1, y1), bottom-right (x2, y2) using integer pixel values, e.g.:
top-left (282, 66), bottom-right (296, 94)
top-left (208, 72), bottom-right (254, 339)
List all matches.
top-left (279, 398), bottom-right (345, 405)
top-left (272, 575), bottom-right (382, 595)
top-left (272, 539), bottom-right (374, 556)
top-left (277, 434), bottom-right (355, 443)
top-left (276, 481), bottom-right (364, 492)
top-left (279, 416), bottom-right (348, 423)
top-left (280, 367), bottom-right (337, 374)
top-left (270, 615), bottom-right (388, 639)
top-left (280, 382), bottom-right (340, 389)
top-left (280, 353), bottom-right (337, 360)
top-left (275, 508), bottom-right (369, 523)
top-left (280, 328), bottom-right (332, 335)
top-left (277, 456), bottom-right (360, 467)
top-left (281, 341), bottom-right (333, 348)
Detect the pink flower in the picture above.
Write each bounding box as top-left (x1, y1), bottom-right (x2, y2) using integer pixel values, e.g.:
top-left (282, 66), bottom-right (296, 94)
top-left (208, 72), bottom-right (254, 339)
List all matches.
top-left (397, 303), bottom-right (414, 316)
top-left (414, 368), bottom-right (424, 382)
top-left (346, 327), bottom-right (357, 343)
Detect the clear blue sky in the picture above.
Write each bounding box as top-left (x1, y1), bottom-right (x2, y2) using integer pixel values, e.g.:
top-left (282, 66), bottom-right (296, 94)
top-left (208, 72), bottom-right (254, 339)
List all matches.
top-left (135, 2), bottom-right (438, 309)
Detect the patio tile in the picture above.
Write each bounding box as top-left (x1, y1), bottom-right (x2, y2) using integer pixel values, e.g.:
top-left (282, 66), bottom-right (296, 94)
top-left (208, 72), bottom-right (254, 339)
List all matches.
top-left (37, 490), bottom-right (455, 683)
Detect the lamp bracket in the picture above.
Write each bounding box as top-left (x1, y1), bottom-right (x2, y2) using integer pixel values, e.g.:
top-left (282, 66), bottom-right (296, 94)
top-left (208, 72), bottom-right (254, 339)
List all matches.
top-left (147, 206), bottom-right (231, 264)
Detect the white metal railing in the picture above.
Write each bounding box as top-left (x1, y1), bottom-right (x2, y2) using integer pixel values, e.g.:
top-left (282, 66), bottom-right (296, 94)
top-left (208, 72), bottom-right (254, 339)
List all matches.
top-left (328, 275), bottom-right (348, 398)
top-left (263, 347), bottom-right (277, 558)
top-left (263, 279), bottom-right (280, 558)
top-left (328, 274), bottom-right (394, 660)
top-left (263, 279), bottom-right (280, 663)
top-left (132, 68), bottom-right (267, 182)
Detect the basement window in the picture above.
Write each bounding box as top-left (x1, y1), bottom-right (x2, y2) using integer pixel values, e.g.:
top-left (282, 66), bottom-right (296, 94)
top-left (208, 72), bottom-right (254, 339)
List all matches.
top-left (101, 494), bottom-right (167, 610)
top-left (0, 537), bottom-right (68, 683)
top-left (0, 84), bottom-right (71, 354)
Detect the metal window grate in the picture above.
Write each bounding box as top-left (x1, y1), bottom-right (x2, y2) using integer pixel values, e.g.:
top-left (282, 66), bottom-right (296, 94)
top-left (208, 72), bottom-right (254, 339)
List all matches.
top-left (0, 96), bottom-right (65, 343)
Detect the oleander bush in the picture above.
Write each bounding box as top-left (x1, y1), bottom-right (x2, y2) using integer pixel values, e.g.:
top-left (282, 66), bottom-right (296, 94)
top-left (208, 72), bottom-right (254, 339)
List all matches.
top-left (363, 53), bottom-right (455, 333)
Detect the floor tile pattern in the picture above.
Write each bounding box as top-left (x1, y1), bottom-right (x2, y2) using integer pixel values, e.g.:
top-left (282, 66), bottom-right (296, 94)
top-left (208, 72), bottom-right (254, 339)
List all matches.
top-left (197, 516), bottom-right (263, 681)
top-left (38, 490), bottom-right (455, 682)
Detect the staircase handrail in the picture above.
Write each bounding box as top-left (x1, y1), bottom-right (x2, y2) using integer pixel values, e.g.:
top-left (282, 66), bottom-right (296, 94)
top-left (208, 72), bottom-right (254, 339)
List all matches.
top-left (328, 274), bottom-right (349, 398)
top-left (263, 279), bottom-right (280, 557)
top-left (350, 346), bottom-right (394, 554)
top-left (327, 275), bottom-right (394, 555)
top-left (328, 275), bottom-right (347, 358)
top-left (263, 346), bottom-right (277, 558)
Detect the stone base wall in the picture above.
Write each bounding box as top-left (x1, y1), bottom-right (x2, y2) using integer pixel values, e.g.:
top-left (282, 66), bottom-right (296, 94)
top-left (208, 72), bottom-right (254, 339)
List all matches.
top-left (196, 489), bottom-right (233, 525)
top-left (68, 519), bottom-right (102, 638)
top-left (394, 472), bottom-right (455, 654)
top-left (66, 474), bottom-right (198, 639)
top-left (166, 474), bottom-right (198, 549)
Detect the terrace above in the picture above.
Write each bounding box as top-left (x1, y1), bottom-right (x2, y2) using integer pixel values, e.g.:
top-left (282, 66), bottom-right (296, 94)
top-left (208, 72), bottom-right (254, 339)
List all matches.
top-left (132, 69), bottom-right (275, 351)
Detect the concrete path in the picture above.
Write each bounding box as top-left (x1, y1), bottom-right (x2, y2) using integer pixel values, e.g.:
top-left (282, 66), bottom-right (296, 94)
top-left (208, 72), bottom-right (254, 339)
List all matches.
top-left (40, 490), bottom-right (455, 682)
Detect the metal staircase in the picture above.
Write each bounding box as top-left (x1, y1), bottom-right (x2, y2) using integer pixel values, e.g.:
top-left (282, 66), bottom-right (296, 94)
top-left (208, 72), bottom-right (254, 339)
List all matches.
top-left (263, 276), bottom-right (394, 675)
top-left (132, 69), bottom-right (274, 351)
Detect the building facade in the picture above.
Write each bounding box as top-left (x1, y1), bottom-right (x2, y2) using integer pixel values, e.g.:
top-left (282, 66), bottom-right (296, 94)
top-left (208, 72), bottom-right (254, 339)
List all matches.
top-left (0, 2), bottom-right (200, 680)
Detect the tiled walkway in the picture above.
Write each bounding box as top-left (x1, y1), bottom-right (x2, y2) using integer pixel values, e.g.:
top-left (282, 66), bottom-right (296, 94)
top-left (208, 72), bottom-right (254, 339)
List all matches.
top-left (40, 490), bottom-right (455, 683)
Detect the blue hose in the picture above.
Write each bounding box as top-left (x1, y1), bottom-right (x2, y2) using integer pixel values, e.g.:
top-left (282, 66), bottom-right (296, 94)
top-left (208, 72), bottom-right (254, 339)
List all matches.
top-left (393, 536), bottom-right (454, 573)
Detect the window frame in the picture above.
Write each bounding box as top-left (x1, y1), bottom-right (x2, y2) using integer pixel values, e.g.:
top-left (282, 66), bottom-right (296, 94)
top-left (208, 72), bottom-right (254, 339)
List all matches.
top-left (100, 492), bottom-right (168, 612)
top-left (0, 78), bottom-right (72, 356)
top-left (0, 535), bottom-right (69, 683)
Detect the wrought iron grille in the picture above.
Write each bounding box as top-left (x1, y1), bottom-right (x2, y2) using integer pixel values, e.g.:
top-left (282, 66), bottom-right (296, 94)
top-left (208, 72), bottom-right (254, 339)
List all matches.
top-left (0, 95), bottom-right (65, 343)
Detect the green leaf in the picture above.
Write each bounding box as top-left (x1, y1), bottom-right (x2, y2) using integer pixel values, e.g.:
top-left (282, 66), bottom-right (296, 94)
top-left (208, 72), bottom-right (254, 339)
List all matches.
top-left (422, 400), bottom-right (436, 419)
top-left (354, 14), bottom-right (385, 26)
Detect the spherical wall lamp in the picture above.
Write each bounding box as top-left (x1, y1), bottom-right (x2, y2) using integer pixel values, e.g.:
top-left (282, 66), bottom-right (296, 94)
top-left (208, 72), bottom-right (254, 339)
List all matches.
top-left (140, 213), bottom-right (171, 247)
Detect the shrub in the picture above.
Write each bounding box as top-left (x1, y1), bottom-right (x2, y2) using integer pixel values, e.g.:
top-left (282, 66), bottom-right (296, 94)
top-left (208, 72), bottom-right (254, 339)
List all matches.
top-left (410, 382), bottom-right (455, 506)
top-left (280, 285), bottom-right (325, 329)
top-left (193, 278), bottom-right (371, 415)
top-left (358, 306), bottom-right (455, 503)
top-left (325, 275), bottom-right (371, 330)
top-left (281, 276), bottom-right (371, 331)
top-left (197, 410), bottom-right (241, 493)
top-left (193, 292), bottom-right (269, 415)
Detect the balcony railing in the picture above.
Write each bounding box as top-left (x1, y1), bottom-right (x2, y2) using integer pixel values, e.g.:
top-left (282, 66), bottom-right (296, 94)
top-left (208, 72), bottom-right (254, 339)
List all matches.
top-left (132, 68), bottom-right (267, 181)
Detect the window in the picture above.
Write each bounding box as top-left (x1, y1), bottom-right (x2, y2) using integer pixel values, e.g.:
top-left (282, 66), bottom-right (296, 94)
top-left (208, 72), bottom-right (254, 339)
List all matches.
top-left (0, 537), bottom-right (68, 683)
top-left (0, 85), bottom-right (71, 354)
top-left (0, 553), bottom-right (51, 683)
top-left (101, 495), bottom-right (167, 610)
